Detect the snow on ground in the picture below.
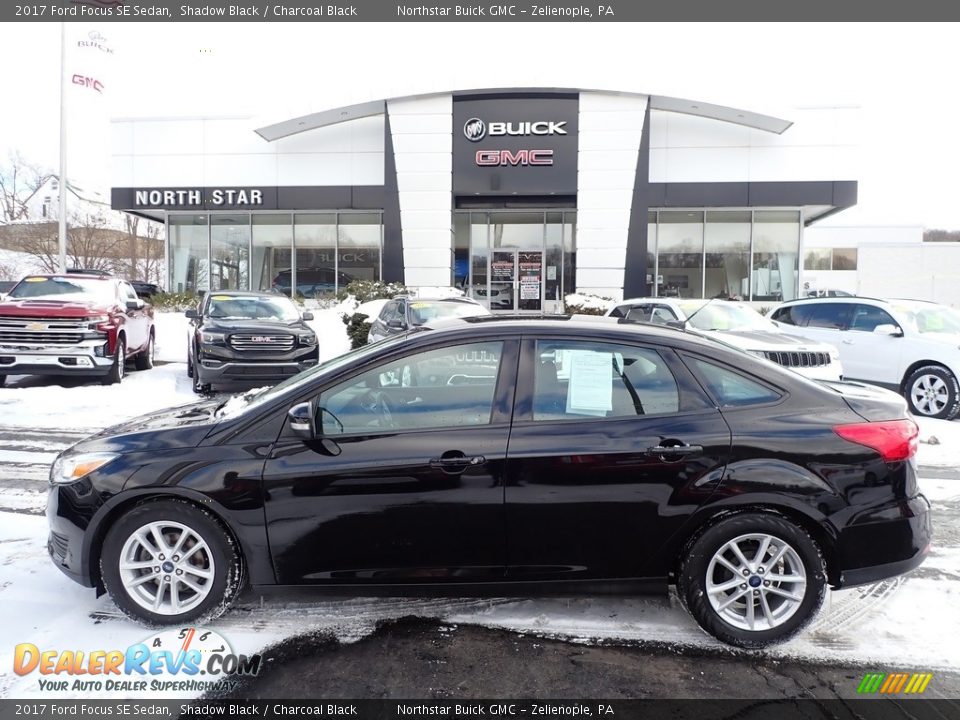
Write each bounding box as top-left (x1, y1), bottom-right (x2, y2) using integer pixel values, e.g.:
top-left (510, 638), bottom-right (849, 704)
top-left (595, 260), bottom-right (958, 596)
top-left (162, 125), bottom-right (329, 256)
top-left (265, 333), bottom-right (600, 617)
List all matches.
top-left (916, 416), bottom-right (960, 467)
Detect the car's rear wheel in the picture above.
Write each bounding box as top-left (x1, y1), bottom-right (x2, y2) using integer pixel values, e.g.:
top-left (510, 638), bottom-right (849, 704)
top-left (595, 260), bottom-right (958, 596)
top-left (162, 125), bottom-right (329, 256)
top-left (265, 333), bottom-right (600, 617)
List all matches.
top-left (678, 513), bottom-right (826, 648)
top-left (135, 332), bottom-right (155, 371)
top-left (905, 365), bottom-right (960, 420)
top-left (102, 336), bottom-right (125, 385)
top-left (100, 500), bottom-right (243, 625)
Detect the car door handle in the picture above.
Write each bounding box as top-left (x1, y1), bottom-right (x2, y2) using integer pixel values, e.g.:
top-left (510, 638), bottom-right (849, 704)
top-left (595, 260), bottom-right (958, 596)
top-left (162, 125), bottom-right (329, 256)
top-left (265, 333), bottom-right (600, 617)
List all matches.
top-left (842, 339), bottom-right (853, 344)
top-left (430, 455), bottom-right (486, 467)
top-left (644, 444), bottom-right (703, 457)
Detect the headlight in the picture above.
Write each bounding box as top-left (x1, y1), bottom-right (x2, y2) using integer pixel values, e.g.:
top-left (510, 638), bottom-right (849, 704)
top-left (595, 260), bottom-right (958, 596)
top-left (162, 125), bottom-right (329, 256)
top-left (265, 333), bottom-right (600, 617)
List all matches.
top-left (50, 452), bottom-right (118, 484)
top-left (201, 330), bottom-right (225, 344)
top-left (86, 314), bottom-right (109, 323)
top-left (300, 333), bottom-right (317, 346)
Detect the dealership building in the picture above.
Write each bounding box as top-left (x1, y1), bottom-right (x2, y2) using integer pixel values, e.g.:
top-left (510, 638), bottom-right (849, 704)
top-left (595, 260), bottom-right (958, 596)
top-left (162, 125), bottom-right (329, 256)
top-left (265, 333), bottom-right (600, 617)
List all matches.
top-left (110, 88), bottom-right (858, 310)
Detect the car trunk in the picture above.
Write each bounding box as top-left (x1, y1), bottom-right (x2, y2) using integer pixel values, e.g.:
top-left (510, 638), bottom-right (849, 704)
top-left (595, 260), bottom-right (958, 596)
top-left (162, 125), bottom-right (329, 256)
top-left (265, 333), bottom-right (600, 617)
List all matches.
top-left (817, 380), bottom-right (909, 421)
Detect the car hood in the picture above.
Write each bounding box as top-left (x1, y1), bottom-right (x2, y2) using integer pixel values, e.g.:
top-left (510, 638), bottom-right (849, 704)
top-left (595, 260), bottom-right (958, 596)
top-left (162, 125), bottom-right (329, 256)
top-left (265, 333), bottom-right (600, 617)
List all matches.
top-left (0, 298), bottom-right (113, 317)
top-left (65, 399), bottom-right (223, 455)
top-left (202, 318), bottom-right (310, 334)
top-left (698, 329), bottom-right (835, 353)
top-left (816, 380), bottom-right (909, 422)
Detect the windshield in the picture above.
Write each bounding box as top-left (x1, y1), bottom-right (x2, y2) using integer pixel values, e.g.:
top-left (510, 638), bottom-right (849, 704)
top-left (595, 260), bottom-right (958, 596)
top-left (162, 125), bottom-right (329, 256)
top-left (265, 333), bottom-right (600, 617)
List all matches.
top-left (8, 276), bottom-right (116, 302)
top-left (216, 333), bottom-right (412, 419)
top-left (891, 302), bottom-right (960, 334)
top-left (206, 294), bottom-right (301, 322)
top-left (678, 301), bottom-right (775, 332)
top-left (409, 301), bottom-right (488, 326)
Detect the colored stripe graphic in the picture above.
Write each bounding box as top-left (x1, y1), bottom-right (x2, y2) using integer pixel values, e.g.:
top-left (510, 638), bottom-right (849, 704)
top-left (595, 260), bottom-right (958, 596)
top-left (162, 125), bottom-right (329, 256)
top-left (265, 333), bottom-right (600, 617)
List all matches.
top-left (858, 672), bottom-right (933, 694)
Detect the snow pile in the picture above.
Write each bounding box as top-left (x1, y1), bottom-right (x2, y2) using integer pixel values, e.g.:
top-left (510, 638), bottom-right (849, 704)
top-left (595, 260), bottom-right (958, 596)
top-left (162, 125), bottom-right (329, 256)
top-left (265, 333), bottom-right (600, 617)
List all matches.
top-left (565, 293), bottom-right (615, 313)
top-left (153, 311), bottom-right (189, 363)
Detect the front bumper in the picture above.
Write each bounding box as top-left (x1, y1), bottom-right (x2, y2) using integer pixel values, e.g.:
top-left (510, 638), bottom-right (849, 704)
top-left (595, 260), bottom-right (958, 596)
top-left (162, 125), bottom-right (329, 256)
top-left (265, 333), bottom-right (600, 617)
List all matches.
top-left (0, 341), bottom-right (113, 376)
top-left (833, 493), bottom-right (932, 588)
top-left (46, 481), bottom-right (98, 588)
top-left (196, 357), bottom-right (318, 385)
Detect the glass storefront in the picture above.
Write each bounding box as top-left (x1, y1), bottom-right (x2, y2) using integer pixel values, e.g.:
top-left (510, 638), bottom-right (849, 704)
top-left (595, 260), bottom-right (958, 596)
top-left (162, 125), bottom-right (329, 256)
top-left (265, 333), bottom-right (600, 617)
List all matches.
top-left (454, 210), bottom-right (577, 313)
top-left (169, 212), bottom-right (383, 298)
top-left (648, 209), bottom-right (802, 301)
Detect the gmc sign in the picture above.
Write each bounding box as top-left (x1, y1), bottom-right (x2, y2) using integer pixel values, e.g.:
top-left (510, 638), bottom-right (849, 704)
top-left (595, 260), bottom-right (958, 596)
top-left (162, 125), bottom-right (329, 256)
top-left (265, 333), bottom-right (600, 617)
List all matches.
top-left (475, 149), bottom-right (554, 166)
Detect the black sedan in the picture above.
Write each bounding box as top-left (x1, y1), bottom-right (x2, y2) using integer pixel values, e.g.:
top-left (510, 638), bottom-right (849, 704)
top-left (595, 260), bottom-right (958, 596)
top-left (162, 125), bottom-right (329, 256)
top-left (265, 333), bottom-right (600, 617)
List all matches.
top-left (186, 291), bottom-right (319, 393)
top-left (47, 316), bottom-right (930, 647)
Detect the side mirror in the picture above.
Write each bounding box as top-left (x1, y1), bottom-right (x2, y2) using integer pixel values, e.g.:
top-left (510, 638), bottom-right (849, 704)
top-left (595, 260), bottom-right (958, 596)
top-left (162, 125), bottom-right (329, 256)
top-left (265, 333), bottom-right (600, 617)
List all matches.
top-left (185, 309), bottom-right (198, 320)
top-left (287, 402), bottom-right (316, 440)
top-left (387, 319), bottom-right (405, 330)
top-left (126, 299), bottom-right (144, 311)
top-left (302, 311), bottom-right (314, 321)
top-left (874, 324), bottom-right (903, 337)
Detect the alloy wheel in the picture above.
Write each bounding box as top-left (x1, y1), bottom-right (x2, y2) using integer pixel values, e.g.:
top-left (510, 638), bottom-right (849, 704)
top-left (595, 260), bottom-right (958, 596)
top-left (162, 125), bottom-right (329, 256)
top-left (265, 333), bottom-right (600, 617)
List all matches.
top-left (118, 520), bottom-right (216, 616)
top-left (910, 374), bottom-right (949, 415)
top-left (705, 532), bottom-right (807, 632)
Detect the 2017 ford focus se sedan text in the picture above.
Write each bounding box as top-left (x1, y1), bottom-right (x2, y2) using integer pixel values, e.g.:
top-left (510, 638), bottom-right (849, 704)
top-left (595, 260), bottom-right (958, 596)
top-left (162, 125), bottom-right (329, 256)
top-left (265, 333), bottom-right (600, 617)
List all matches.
top-left (46, 317), bottom-right (931, 647)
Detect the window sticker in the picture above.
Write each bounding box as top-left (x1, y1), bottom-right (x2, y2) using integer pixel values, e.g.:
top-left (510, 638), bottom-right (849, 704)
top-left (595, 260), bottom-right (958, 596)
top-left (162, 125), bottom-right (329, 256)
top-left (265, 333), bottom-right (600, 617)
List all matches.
top-left (566, 350), bottom-right (613, 416)
top-left (210, 295), bottom-right (232, 301)
top-left (24, 277), bottom-right (46, 282)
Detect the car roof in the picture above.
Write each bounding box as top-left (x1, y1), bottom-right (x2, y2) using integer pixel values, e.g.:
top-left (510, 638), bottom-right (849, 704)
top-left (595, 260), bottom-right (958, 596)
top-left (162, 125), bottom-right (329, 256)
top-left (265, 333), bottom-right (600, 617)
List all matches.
top-left (394, 295), bottom-right (480, 304)
top-left (23, 273), bottom-right (113, 281)
top-left (778, 296), bottom-right (886, 306)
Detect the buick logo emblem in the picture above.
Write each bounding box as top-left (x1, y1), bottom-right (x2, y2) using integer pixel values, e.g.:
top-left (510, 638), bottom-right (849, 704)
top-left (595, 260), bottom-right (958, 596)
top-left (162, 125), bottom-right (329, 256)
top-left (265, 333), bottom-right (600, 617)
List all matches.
top-left (463, 118), bottom-right (486, 142)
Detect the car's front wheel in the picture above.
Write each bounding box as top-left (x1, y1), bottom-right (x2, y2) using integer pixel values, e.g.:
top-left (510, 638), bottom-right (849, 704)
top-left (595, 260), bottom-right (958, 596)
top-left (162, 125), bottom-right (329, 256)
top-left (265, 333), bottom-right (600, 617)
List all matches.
top-left (100, 500), bottom-right (243, 625)
top-left (905, 365), bottom-right (960, 420)
top-left (102, 336), bottom-right (125, 385)
top-left (678, 513), bottom-right (826, 648)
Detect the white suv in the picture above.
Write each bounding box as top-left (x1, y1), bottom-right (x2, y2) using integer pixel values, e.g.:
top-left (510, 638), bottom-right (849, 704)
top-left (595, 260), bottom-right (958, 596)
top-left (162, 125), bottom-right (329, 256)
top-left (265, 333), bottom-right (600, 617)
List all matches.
top-left (606, 298), bottom-right (843, 382)
top-left (769, 297), bottom-right (960, 419)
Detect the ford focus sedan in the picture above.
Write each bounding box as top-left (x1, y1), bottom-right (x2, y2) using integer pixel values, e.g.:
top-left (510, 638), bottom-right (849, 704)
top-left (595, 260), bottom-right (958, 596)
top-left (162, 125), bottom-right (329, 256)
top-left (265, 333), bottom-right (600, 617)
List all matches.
top-left (47, 316), bottom-right (930, 648)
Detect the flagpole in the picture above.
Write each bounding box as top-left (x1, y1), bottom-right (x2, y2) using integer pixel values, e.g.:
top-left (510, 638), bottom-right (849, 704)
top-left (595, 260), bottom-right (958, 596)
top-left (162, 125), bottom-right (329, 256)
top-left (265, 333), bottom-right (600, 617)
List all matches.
top-left (57, 22), bottom-right (68, 273)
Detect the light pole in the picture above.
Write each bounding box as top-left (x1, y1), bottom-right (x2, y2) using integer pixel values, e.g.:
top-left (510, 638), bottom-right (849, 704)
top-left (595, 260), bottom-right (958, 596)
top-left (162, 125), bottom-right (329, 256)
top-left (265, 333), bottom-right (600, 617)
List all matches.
top-left (57, 22), bottom-right (68, 273)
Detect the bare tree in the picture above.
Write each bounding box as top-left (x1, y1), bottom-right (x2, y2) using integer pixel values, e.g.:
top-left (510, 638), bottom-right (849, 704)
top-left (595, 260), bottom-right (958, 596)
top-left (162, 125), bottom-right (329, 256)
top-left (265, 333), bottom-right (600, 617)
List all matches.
top-left (123, 215), bottom-right (165, 284)
top-left (0, 151), bottom-right (51, 224)
top-left (10, 209), bottom-right (125, 273)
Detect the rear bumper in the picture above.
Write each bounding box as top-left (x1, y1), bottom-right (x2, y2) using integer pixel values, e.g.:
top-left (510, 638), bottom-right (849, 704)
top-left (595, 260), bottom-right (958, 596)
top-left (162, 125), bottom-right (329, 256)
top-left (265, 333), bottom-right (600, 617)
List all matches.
top-left (833, 493), bottom-right (932, 588)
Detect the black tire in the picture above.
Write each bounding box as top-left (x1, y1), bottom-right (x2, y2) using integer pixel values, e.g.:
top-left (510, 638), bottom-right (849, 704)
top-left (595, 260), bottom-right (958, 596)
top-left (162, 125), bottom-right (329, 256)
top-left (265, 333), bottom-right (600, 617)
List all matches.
top-left (99, 499), bottom-right (243, 626)
top-left (102, 336), bottom-right (126, 385)
top-left (135, 332), bottom-right (155, 371)
top-left (192, 360), bottom-right (212, 394)
top-left (678, 512), bottom-right (826, 648)
top-left (904, 365), bottom-right (960, 420)
top-left (0, 375), bottom-right (5, 387)
top-left (186, 351), bottom-right (193, 378)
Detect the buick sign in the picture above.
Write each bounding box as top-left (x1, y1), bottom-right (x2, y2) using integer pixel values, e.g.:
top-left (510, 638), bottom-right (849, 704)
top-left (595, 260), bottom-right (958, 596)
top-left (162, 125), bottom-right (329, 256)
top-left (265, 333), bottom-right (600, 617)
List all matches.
top-left (464, 118), bottom-right (486, 142)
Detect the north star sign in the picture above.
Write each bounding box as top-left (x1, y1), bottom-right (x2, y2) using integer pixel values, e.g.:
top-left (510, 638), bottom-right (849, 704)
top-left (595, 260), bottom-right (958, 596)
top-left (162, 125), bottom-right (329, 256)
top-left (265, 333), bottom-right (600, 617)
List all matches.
top-left (133, 188), bottom-right (264, 207)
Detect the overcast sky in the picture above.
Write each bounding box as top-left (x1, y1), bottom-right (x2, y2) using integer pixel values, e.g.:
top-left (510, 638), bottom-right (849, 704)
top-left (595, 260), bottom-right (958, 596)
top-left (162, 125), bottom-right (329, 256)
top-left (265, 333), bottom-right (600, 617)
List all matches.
top-left (3, 22), bottom-right (959, 228)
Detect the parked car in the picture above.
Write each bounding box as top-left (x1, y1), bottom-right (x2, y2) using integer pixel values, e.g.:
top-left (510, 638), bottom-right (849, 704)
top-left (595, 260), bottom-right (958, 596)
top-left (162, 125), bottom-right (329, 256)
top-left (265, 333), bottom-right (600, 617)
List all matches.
top-left (271, 268), bottom-right (355, 297)
top-left (471, 285), bottom-right (512, 309)
top-left (367, 295), bottom-right (490, 343)
top-left (129, 280), bottom-right (164, 299)
top-left (769, 296), bottom-right (960, 419)
top-left (186, 291), bottom-right (319, 393)
top-left (48, 316), bottom-right (929, 648)
top-left (0, 273), bottom-right (154, 386)
top-left (607, 298), bottom-right (843, 381)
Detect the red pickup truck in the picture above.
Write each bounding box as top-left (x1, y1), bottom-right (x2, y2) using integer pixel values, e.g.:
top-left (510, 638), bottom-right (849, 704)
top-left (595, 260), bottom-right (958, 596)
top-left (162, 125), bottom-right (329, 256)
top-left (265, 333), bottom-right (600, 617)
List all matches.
top-left (0, 274), bottom-right (155, 386)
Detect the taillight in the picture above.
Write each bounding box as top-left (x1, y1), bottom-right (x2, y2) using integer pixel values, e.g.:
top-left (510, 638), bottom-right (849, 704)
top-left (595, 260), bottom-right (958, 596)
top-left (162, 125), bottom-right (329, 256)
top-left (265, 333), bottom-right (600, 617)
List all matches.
top-left (833, 419), bottom-right (919, 462)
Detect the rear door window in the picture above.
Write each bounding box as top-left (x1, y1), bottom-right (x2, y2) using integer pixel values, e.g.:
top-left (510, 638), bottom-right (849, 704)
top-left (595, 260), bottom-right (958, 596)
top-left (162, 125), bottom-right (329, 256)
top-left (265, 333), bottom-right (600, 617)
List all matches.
top-left (805, 303), bottom-right (853, 330)
top-left (687, 358), bottom-right (782, 407)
